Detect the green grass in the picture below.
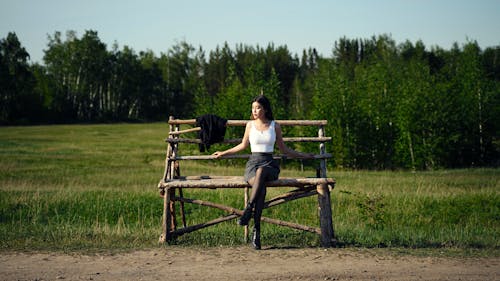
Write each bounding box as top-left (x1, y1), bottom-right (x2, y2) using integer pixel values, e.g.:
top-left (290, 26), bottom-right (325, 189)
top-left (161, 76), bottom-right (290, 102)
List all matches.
top-left (0, 123), bottom-right (499, 254)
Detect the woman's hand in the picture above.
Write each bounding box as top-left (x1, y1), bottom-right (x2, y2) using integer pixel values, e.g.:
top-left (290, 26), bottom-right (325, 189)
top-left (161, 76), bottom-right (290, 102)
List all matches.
top-left (212, 151), bottom-right (224, 158)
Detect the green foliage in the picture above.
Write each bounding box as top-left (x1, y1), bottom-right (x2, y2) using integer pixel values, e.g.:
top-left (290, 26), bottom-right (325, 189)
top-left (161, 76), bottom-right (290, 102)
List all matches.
top-left (310, 36), bottom-right (499, 169)
top-left (340, 191), bottom-right (387, 230)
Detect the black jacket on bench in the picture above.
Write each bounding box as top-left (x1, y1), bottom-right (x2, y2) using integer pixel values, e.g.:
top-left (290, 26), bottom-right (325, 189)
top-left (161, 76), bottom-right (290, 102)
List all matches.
top-left (196, 114), bottom-right (227, 152)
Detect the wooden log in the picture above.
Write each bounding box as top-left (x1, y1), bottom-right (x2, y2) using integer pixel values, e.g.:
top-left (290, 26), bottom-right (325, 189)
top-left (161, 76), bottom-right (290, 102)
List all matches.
top-left (317, 184), bottom-right (336, 247)
top-left (244, 187), bottom-right (249, 242)
top-left (172, 161), bottom-right (186, 228)
top-left (265, 189), bottom-right (318, 209)
top-left (265, 185), bottom-right (316, 201)
top-left (161, 117), bottom-right (176, 182)
top-left (169, 127), bottom-right (201, 135)
top-left (165, 137), bottom-right (332, 144)
top-left (172, 196), bottom-right (242, 214)
top-left (171, 214), bottom-right (238, 238)
top-left (178, 188), bottom-right (187, 228)
top-left (167, 118), bottom-right (198, 125)
top-left (160, 118), bottom-right (176, 243)
top-left (159, 160), bottom-right (171, 197)
top-left (168, 125), bottom-right (180, 233)
top-left (168, 118), bottom-right (328, 126)
top-left (177, 175), bottom-right (242, 180)
top-left (169, 153), bottom-right (332, 161)
top-left (260, 216), bottom-right (321, 234)
top-left (318, 125), bottom-right (327, 178)
top-left (172, 160), bottom-right (181, 230)
top-left (161, 187), bottom-right (172, 242)
top-left (160, 177), bottom-right (335, 189)
top-left (168, 188), bottom-right (176, 231)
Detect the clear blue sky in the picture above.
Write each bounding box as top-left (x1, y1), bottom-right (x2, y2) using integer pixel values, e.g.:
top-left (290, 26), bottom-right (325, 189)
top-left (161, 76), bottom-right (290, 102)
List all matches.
top-left (1, 0), bottom-right (499, 64)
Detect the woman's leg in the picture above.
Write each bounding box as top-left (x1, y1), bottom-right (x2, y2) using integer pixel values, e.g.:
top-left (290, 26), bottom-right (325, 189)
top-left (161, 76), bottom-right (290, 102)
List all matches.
top-left (249, 167), bottom-right (269, 204)
top-left (238, 167), bottom-right (269, 226)
top-left (252, 180), bottom-right (266, 250)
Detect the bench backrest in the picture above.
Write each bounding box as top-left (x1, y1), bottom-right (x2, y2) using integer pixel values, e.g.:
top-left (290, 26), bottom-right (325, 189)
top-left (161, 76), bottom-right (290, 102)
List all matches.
top-left (163, 116), bottom-right (331, 181)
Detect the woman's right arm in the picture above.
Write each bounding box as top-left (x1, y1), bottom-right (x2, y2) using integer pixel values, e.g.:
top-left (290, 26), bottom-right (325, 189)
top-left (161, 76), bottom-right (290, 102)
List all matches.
top-left (212, 122), bottom-right (251, 158)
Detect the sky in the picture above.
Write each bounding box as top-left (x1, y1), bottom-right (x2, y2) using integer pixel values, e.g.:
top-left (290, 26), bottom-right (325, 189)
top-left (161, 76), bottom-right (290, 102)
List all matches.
top-left (1, 0), bottom-right (499, 64)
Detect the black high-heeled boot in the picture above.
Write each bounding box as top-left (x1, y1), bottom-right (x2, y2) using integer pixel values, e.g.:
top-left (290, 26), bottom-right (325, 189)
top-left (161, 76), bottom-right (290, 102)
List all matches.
top-left (238, 203), bottom-right (253, 226)
top-left (252, 226), bottom-right (261, 250)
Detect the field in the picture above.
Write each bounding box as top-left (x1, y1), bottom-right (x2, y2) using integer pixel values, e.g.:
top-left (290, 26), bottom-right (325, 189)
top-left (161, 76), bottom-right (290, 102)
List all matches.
top-left (0, 123), bottom-right (499, 254)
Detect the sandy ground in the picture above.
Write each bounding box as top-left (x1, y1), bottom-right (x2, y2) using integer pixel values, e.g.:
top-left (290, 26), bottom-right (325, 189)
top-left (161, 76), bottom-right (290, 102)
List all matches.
top-left (1, 247), bottom-right (498, 281)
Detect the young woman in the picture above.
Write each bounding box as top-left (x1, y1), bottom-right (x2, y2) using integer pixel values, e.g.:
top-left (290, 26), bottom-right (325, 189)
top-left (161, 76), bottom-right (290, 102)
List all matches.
top-left (212, 95), bottom-right (313, 249)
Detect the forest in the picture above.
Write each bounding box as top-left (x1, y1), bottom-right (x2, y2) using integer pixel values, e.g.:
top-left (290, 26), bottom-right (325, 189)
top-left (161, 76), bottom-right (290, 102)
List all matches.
top-left (1, 30), bottom-right (499, 169)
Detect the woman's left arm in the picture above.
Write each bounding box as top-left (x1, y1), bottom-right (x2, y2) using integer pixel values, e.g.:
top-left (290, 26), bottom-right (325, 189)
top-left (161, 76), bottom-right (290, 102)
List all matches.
top-left (275, 122), bottom-right (315, 159)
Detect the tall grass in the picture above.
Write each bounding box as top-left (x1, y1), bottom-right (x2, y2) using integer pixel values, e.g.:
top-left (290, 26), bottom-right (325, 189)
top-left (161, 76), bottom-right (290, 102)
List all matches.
top-left (0, 124), bottom-right (498, 252)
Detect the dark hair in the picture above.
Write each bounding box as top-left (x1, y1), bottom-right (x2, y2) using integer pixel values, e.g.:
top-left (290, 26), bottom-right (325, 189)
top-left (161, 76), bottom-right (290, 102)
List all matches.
top-left (252, 95), bottom-right (274, 120)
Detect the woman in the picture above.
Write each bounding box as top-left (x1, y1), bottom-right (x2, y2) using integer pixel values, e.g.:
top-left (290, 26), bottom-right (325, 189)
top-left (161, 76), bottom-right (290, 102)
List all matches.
top-left (213, 95), bottom-right (313, 250)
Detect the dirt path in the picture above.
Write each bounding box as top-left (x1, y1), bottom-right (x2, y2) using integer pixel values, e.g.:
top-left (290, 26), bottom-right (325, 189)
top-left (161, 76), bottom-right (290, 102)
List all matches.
top-left (1, 247), bottom-right (498, 281)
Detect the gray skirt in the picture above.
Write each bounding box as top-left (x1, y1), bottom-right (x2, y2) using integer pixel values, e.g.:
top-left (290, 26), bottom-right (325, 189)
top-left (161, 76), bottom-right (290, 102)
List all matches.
top-left (244, 153), bottom-right (280, 182)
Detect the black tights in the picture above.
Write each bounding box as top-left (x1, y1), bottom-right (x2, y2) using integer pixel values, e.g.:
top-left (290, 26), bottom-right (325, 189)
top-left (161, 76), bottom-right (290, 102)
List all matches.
top-left (248, 167), bottom-right (271, 228)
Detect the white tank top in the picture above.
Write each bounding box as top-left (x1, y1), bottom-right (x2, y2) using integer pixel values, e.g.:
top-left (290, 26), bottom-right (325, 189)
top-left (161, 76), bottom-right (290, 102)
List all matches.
top-left (249, 120), bottom-right (276, 153)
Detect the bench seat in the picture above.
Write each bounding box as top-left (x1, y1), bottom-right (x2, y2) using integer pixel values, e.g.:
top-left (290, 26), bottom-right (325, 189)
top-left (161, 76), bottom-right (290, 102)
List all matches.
top-left (159, 176), bottom-right (335, 189)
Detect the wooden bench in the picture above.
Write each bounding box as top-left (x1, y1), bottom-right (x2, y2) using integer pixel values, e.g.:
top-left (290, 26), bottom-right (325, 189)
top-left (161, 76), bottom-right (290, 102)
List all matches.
top-left (157, 117), bottom-right (337, 247)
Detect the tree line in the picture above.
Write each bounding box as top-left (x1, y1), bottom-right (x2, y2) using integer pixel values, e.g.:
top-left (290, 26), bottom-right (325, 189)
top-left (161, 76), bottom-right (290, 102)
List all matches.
top-left (1, 30), bottom-right (499, 169)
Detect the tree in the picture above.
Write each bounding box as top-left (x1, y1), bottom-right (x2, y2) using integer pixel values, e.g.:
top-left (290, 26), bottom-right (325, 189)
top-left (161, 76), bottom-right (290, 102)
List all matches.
top-left (395, 40), bottom-right (434, 170)
top-left (161, 41), bottom-right (200, 118)
top-left (43, 30), bottom-right (109, 121)
top-left (109, 46), bottom-right (143, 120)
top-left (290, 49), bottom-right (318, 119)
top-left (481, 46), bottom-right (500, 164)
top-left (0, 32), bottom-right (40, 124)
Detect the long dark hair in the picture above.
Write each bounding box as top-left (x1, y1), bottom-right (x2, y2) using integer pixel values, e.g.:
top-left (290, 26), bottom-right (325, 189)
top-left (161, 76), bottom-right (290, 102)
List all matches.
top-left (251, 95), bottom-right (274, 120)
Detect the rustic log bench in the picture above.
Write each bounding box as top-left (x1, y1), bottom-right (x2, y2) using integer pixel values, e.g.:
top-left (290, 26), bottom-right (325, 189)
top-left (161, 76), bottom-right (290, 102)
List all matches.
top-left (157, 117), bottom-right (337, 247)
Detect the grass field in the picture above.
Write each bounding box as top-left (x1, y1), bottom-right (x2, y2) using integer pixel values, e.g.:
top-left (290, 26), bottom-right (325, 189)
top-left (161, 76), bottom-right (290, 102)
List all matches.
top-left (0, 123), bottom-right (498, 254)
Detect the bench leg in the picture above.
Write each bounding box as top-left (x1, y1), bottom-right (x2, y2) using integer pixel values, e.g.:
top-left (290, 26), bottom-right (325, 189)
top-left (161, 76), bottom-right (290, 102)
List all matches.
top-left (317, 184), bottom-right (336, 247)
top-left (160, 187), bottom-right (173, 243)
top-left (244, 186), bottom-right (249, 243)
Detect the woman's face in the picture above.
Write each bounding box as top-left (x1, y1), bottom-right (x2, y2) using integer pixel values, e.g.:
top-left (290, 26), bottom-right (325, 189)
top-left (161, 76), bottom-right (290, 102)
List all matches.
top-left (252, 101), bottom-right (265, 120)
